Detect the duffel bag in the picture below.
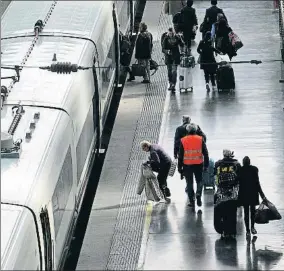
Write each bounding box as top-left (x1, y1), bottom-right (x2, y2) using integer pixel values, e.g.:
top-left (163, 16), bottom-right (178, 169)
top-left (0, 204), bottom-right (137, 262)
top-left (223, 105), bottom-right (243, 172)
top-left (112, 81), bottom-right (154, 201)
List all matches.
top-left (131, 61), bottom-right (146, 77)
top-left (228, 31), bottom-right (243, 51)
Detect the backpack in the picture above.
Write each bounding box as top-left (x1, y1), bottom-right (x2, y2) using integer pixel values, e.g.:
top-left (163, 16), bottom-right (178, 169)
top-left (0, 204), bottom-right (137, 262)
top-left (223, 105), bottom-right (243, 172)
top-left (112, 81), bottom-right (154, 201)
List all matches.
top-left (137, 32), bottom-right (151, 52)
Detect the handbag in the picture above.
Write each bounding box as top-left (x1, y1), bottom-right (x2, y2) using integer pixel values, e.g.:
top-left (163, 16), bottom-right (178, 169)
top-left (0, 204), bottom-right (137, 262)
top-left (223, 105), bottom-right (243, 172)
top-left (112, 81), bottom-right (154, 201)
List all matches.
top-left (131, 61), bottom-right (146, 77)
top-left (168, 160), bottom-right (177, 177)
top-left (150, 59), bottom-right (159, 75)
top-left (228, 31), bottom-right (243, 51)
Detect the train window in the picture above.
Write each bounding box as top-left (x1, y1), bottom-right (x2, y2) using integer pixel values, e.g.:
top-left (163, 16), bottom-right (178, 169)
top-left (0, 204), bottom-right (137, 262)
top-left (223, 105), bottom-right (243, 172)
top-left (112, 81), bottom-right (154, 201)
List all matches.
top-left (40, 208), bottom-right (53, 271)
top-left (100, 36), bottom-right (116, 114)
top-left (51, 146), bottom-right (73, 238)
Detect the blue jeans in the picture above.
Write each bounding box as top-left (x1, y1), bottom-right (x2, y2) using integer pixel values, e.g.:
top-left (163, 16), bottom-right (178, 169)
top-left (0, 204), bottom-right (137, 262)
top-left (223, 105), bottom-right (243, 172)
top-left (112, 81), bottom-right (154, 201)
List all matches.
top-left (183, 164), bottom-right (204, 201)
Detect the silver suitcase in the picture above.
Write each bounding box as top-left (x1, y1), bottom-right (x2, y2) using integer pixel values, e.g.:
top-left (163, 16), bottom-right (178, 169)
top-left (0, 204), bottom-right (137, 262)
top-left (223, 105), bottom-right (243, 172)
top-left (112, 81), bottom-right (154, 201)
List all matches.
top-left (179, 55), bottom-right (195, 92)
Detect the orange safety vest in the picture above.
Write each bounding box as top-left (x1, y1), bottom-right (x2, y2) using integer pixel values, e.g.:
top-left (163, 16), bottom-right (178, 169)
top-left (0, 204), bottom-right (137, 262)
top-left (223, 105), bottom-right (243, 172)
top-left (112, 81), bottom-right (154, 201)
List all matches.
top-left (181, 135), bottom-right (203, 165)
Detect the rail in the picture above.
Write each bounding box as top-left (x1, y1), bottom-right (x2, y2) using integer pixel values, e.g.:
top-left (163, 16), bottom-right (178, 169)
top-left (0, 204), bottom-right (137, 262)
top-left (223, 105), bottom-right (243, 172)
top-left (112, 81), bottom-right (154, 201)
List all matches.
top-left (278, 0), bottom-right (284, 82)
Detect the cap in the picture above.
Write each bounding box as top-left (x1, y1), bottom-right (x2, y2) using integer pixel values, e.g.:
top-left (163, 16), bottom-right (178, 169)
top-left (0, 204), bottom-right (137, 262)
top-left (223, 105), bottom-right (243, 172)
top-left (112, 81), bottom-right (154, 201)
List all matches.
top-left (223, 149), bottom-right (234, 158)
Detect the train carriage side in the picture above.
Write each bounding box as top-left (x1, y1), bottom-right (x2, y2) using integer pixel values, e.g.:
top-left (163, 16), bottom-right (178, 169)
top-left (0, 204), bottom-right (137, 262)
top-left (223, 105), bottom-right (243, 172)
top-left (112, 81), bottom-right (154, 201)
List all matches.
top-left (1, 104), bottom-right (77, 270)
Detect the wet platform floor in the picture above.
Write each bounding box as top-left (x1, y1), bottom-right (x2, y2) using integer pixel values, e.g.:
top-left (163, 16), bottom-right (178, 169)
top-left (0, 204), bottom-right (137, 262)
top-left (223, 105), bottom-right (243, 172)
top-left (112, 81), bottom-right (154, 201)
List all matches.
top-left (140, 1), bottom-right (284, 270)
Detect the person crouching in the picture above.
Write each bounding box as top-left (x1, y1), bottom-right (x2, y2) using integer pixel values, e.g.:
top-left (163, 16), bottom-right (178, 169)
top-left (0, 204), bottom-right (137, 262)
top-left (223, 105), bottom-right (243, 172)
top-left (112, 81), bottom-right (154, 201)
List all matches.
top-left (140, 140), bottom-right (172, 198)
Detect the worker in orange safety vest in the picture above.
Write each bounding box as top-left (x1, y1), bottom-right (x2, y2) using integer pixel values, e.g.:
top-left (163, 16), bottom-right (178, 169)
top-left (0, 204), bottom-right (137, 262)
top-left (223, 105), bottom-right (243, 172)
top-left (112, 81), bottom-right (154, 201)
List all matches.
top-left (178, 123), bottom-right (209, 207)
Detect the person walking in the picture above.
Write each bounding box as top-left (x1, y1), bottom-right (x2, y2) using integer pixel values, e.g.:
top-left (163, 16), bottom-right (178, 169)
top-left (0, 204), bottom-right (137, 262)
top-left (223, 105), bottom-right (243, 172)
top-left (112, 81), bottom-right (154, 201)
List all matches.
top-left (174, 115), bottom-right (206, 159)
top-left (140, 140), bottom-right (172, 198)
top-left (178, 123), bottom-right (209, 207)
top-left (197, 31), bottom-right (221, 92)
top-left (180, 0), bottom-right (198, 50)
top-left (201, 0), bottom-right (227, 39)
top-left (119, 30), bottom-right (135, 82)
top-left (238, 156), bottom-right (266, 237)
top-left (215, 18), bottom-right (237, 60)
top-left (135, 22), bottom-right (153, 83)
top-left (162, 27), bottom-right (185, 91)
top-left (214, 149), bottom-right (241, 239)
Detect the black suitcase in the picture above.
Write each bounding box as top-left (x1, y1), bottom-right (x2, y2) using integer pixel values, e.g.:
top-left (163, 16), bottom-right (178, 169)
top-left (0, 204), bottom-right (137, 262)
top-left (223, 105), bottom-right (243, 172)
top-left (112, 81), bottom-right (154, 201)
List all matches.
top-left (216, 64), bottom-right (235, 91)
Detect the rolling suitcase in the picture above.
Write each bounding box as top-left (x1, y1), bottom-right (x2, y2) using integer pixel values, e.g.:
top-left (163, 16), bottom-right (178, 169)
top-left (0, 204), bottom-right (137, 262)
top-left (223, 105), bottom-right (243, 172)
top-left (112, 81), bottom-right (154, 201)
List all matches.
top-left (203, 158), bottom-right (215, 190)
top-left (179, 55), bottom-right (195, 92)
top-left (216, 64), bottom-right (235, 92)
top-left (216, 55), bottom-right (235, 92)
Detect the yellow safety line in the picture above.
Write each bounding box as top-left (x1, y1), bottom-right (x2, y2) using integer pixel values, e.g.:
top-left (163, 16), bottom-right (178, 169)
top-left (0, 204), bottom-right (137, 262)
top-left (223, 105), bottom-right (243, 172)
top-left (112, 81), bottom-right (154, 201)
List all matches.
top-left (137, 201), bottom-right (153, 270)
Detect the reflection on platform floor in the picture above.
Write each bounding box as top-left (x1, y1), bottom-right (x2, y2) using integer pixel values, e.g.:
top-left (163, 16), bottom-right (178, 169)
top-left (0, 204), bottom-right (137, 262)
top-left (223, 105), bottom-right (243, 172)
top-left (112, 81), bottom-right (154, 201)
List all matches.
top-left (142, 1), bottom-right (284, 270)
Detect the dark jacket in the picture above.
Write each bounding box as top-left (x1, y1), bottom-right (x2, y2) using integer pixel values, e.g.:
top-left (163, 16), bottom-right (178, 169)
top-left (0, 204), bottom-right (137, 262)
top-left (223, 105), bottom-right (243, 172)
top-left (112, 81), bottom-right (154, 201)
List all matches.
top-left (215, 20), bottom-right (236, 60)
top-left (238, 165), bottom-right (265, 206)
top-left (180, 6), bottom-right (198, 33)
top-left (162, 33), bottom-right (184, 65)
top-left (149, 144), bottom-right (172, 171)
top-left (214, 158), bottom-right (241, 187)
top-left (178, 136), bottom-right (209, 171)
top-left (174, 123), bottom-right (207, 158)
top-left (202, 5), bottom-right (227, 33)
top-left (135, 31), bottom-right (153, 60)
top-left (197, 40), bottom-right (219, 73)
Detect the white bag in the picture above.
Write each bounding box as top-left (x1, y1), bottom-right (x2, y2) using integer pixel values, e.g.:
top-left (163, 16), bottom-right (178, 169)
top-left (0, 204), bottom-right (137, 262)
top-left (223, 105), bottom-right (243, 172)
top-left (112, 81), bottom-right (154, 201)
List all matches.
top-left (168, 160), bottom-right (177, 177)
top-left (215, 54), bottom-right (231, 66)
top-left (137, 164), bottom-right (146, 195)
top-left (179, 66), bottom-right (193, 91)
top-left (145, 178), bottom-right (165, 202)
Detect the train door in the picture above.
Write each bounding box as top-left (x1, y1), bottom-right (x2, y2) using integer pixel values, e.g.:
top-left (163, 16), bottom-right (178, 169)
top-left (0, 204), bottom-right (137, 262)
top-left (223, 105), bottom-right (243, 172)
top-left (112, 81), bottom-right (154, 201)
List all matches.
top-left (40, 207), bottom-right (53, 271)
top-left (112, 2), bottom-right (120, 88)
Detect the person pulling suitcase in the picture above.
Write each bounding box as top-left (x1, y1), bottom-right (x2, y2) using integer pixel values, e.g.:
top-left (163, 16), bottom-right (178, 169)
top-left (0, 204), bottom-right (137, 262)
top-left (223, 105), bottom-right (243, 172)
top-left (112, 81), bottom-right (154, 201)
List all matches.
top-left (162, 27), bottom-right (185, 92)
top-left (197, 31), bottom-right (221, 92)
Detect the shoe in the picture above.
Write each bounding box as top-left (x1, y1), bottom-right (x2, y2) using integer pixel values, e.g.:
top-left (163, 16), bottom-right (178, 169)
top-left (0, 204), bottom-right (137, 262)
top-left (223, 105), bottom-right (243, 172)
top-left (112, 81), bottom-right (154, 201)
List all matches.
top-left (196, 196), bottom-right (202, 207)
top-left (142, 80), bottom-right (150, 83)
top-left (164, 187), bottom-right (171, 197)
top-left (251, 227), bottom-right (257, 235)
top-left (206, 83), bottom-right (210, 92)
top-left (127, 76), bottom-right (135, 82)
top-left (188, 200), bottom-right (195, 207)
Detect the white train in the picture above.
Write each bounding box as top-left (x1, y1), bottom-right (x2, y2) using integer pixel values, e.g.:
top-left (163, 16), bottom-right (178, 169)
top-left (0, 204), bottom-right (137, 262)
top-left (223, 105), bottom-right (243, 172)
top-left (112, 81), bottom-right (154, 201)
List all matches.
top-left (1, 1), bottom-right (137, 270)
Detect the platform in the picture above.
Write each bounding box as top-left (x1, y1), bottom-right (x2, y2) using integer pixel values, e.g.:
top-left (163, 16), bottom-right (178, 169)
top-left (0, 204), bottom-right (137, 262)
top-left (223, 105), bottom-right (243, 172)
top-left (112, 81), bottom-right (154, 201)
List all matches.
top-left (77, 1), bottom-right (284, 270)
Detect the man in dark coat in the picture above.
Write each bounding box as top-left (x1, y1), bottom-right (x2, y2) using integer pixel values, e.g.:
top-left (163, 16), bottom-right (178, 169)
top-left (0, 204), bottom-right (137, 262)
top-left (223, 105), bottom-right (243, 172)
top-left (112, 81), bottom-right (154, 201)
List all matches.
top-left (238, 156), bottom-right (266, 236)
top-left (162, 27), bottom-right (185, 92)
top-left (141, 140), bottom-right (172, 198)
top-left (180, 0), bottom-right (198, 50)
top-left (174, 115), bottom-right (206, 159)
top-left (135, 22), bottom-right (153, 83)
top-left (201, 0), bottom-right (227, 38)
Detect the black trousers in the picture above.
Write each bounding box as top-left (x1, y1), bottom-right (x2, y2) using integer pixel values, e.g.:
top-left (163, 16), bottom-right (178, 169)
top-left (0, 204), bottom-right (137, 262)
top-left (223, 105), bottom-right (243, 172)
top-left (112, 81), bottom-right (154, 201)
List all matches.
top-left (157, 163), bottom-right (171, 190)
top-left (167, 64), bottom-right (178, 84)
top-left (183, 164), bottom-right (204, 201)
top-left (243, 205), bottom-right (256, 231)
top-left (204, 70), bottom-right (216, 85)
